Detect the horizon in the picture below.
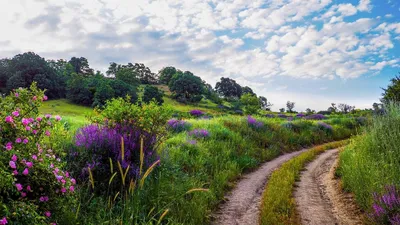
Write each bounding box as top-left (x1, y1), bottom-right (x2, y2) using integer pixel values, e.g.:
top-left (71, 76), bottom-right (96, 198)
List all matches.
top-left (0, 0), bottom-right (399, 111)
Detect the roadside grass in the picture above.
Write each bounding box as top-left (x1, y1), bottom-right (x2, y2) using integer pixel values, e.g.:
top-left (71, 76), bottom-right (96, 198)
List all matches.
top-left (259, 140), bottom-right (349, 225)
top-left (337, 104), bottom-right (400, 211)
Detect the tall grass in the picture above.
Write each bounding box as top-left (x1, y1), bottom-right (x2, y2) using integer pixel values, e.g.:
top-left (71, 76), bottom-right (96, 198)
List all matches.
top-left (338, 104), bottom-right (400, 211)
top-left (259, 140), bottom-right (349, 225)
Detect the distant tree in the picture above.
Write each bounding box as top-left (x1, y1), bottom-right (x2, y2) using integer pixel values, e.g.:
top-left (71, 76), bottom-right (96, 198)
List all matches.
top-left (143, 85), bottom-right (164, 105)
top-left (215, 77), bottom-right (242, 99)
top-left (279, 108), bottom-right (285, 113)
top-left (259, 96), bottom-right (272, 111)
top-left (133, 63), bottom-right (157, 84)
top-left (109, 79), bottom-right (137, 101)
top-left (327, 103), bottom-right (337, 113)
top-left (158, 67), bottom-right (177, 85)
top-left (115, 67), bottom-right (140, 87)
top-left (66, 73), bottom-right (93, 106)
top-left (106, 62), bottom-right (119, 77)
top-left (203, 82), bottom-right (223, 104)
top-left (68, 57), bottom-right (94, 76)
top-left (305, 108), bottom-right (316, 115)
top-left (169, 71), bottom-right (204, 103)
top-left (286, 101), bottom-right (295, 113)
top-left (0, 58), bottom-right (10, 90)
top-left (382, 74), bottom-right (400, 104)
top-left (92, 80), bottom-right (115, 108)
top-left (338, 103), bottom-right (355, 114)
top-left (241, 93), bottom-right (260, 115)
top-left (242, 86), bottom-right (255, 96)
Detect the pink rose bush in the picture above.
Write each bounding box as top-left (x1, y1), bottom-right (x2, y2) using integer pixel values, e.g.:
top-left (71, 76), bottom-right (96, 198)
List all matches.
top-left (0, 83), bottom-right (73, 224)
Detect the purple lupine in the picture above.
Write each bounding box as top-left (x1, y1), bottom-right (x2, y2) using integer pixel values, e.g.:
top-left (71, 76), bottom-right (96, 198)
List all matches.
top-left (247, 116), bottom-right (264, 129)
top-left (305, 114), bottom-right (327, 120)
top-left (190, 109), bottom-right (204, 117)
top-left (369, 185), bottom-right (400, 224)
top-left (188, 129), bottom-right (210, 138)
top-left (167, 119), bottom-right (191, 133)
top-left (265, 114), bottom-right (275, 118)
top-left (317, 122), bottom-right (333, 131)
top-left (296, 113), bottom-right (305, 118)
top-left (278, 114), bottom-right (287, 118)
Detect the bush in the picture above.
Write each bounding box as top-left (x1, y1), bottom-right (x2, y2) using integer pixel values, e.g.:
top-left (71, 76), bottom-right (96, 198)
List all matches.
top-left (247, 115), bottom-right (264, 130)
top-left (142, 85), bottom-right (164, 105)
top-left (189, 109), bottom-right (204, 117)
top-left (167, 119), bottom-right (191, 133)
top-left (0, 84), bottom-right (74, 224)
top-left (305, 114), bottom-right (327, 120)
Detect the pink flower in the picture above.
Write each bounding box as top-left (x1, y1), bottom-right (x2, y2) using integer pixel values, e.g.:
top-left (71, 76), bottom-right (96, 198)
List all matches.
top-left (44, 211), bottom-right (51, 217)
top-left (5, 142), bottom-right (12, 151)
top-left (55, 115), bottom-right (62, 121)
top-left (32, 130), bottom-right (38, 135)
top-left (54, 168), bottom-right (59, 173)
top-left (12, 111), bottom-right (19, 117)
top-left (23, 138), bottom-right (29, 144)
top-left (65, 172), bottom-right (70, 178)
top-left (9, 161), bottom-right (16, 169)
top-left (27, 186), bottom-right (32, 192)
top-left (22, 168), bottom-right (29, 175)
top-left (45, 130), bottom-right (50, 136)
top-left (22, 118), bottom-right (29, 126)
top-left (42, 95), bottom-right (48, 101)
top-left (61, 187), bottom-right (66, 193)
top-left (32, 96), bottom-right (37, 101)
top-left (69, 186), bottom-right (75, 192)
top-left (15, 138), bottom-right (22, 143)
top-left (25, 162), bottom-right (33, 168)
top-left (25, 126), bottom-right (31, 131)
top-left (50, 163), bottom-right (54, 168)
top-left (61, 179), bottom-right (66, 184)
top-left (32, 155), bottom-right (37, 160)
top-left (50, 223), bottom-right (56, 225)
top-left (5, 116), bottom-right (13, 123)
top-left (44, 196), bottom-right (49, 201)
top-left (15, 92), bottom-right (19, 97)
top-left (21, 192), bottom-right (26, 197)
top-left (56, 175), bottom-right (63, 181)
top-left (15, 183), bottom-right (23, 191)
top-left (71, 178), bottom-right (76, 185)
top-left (28, 118), bottom-right (34, 123)
top-left (45, 114), bottom-right (51, 119)
top-left (12, 170), bottom-right (18, 175)
top-left (39, 196), bottom-right (45, 202)
top-left (11, 154), bottom-right (17, 162)
top-left (36, 117), bottom-right (42, 122)
top-left (0, 216), bottom-right (7, 225)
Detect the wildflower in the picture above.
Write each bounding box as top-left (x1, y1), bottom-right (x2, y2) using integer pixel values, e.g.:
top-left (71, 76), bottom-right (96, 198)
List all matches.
top-left (11, 155), bottom-right (17, 162)
top-left (190, 109), bottom-right (204, 117)
top-left (36, 117), bottom-right (42, 122)
top-left (56, 175), bottom-right (63, 181)
top-left (42, 95), bottom-right (48, 101)
top-left (188, 129), bottom-right (210, 138)
top-left (32, 96), bottom-right (37, 101)
top-left (15, 92), bottom-right (19, 97)
top-left (69, 186), bottom-right (75, 192)
top-left (25, 162), bottom-right (33, 168)
top-left (22, 118), bottom-right (29, 126)
top-left (21, 192), bottom-right (26, 197)
top-left (23, 138), bottom-right (29, 144)
top-left (318, 122), bottom-right (333, 131)
top-left (26, 126), bottom-right (31, 131)
top-left (32, 155), bottom-right (37, 160)
top-left (22, 168), bottom-right (29, 175)
top-left (5, 116), bottom-right (13, 123)
top-left (247, 116), bottom-right (263, 129)
top-left (45, 114), bottom-right (51, 119)
top-left (32, 130), bottom-right (38, 135)
top-left (44, 211), bottom-right (51, 217)
top-left (40, 196), bottom-right (49, 202)
top-left (5, 142), bottom-right (12, 151)
top-left (12, 170), bottom-right (18, 175)
top-left (12, 111), bottom-right (19, 117)
top-left (71, 178), bottom-right (76, 185)
top-left (15, 183), bottom-right (23, 191)
top-left (61, 187), bottom-right (66, 193)
top-left (45, 130), bottom-right (51, 136)
top-left (187, 140), bottom-right (197, 145)
top-left (15, 138), bottom-right (22, 143)
top-left (0, 217), bottom-right (7, 225)
top-left (55, 115), bottom-right (62, 121)
top-left (305, 114), bottom-right (326, 120)
top-left (27, 186), bottom-right (32, 192)
top-left (9, 161), bottom-right (16, 169)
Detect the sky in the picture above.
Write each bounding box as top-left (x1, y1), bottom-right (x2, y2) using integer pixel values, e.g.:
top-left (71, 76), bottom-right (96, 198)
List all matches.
top-left (0, 0), bottom-right (399, 111)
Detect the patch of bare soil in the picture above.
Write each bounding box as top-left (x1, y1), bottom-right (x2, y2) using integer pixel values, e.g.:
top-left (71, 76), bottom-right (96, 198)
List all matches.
top-left (294, 149), bottom-right (363, 225)
top-left (211, 149), bottom-right (307, 225)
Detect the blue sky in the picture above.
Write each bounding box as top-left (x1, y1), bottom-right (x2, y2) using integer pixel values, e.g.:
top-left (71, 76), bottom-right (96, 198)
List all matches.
top-left (0, 0), bottom-right (399, 111)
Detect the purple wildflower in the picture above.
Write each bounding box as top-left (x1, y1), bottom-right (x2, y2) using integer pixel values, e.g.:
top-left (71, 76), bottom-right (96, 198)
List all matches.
top-left (167, 119), bottom-right (191, 133)
top-left (305, 114), bottom-right (327, 120)
top-left (190, 109), bottom-right (204, 117)
top-left (188, 129), bottom-right (210, 138)
top-left (247, 116), bottom-right (264, 129)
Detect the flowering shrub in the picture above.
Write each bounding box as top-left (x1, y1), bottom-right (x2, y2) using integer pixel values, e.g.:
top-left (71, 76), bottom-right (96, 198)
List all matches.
top-left (278, 114), bottom-right (287, 118)
top-left (317, 122), bottom-right (333, 133)
top-left (369, 185), bottom-right (400, 224)
top-left (167, 119), bottom-right (191, 133)
top-left (189, 109), bottom-right (204, 117)
top-left (69, 123), bottom-right (157, 193)
top-left (0, 83), bottom-right (74, 224)
top-left (296, 113), bottom-right (305, 118)
top-left (265, 114), bottom-right (275, 118)
top-left (305, 114), bottom-right (327, 120)
top-left (247, 116), bottom-right (264, 130)
top-left (188, 129), bottom-right (210, 138)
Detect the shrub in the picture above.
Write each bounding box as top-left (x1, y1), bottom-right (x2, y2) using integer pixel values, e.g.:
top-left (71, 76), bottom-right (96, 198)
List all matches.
top-left (369, 185), bottom-right (400, 224)
top-left (0, 83), bottom-right (74, 224)
top-left (278, 114), bottom-right (287, 118)
top-left (317, 122), bottom-right (333, 133)
top-left (296, 113), bottom-right (305, 118)
top-left (142, 85), bottom-right (164, 105)
top-left (190, 109), bottom-right (204, 117)
top-left (306, 114), bottom-right (327, 120)
top-left (265, 114), bottom-right (275, 118)
top-left (167, 119), bottom-right (192, 133)
top-left (247, 115), bottom-right (263, 130)
top-left (188, 129), bottom-right (210, 139)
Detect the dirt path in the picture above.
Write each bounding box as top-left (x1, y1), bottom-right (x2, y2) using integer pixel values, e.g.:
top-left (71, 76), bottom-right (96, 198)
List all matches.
top-left (294, 149), bottom-right (364, 225)
top-left (211, 149), bottom-right (307, 225)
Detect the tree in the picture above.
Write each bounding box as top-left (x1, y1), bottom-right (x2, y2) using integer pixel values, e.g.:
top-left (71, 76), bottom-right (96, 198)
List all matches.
top-left (259, 96), bottom-right (272, 111)
top-left (68, 57), bottom-right (94, 76)
top-left (242, 86), bottom-right (255, 96)
top-left (109, 79), bottom-right (137, 101)
top-left (382, 74), bottom-right (400, 104)
top-left (215, 77), bottom-right (242, 99)
top-left (279, 108), bottom-right (285, 113)
top-left (338, 103), bottom-right (355, 114)
top-left (115, 67), bottom-right (140, 87)
top-left (143, 85), bottom-right (164, 105)
top-left (66, 73), bottom-right (93, 106)
top-left (305, 108), bottom-right (316, 115)
top-left (133, 63), bottom-right (157, 84)
top-left (327, 103), bottom-right (337, 113)
top-left (0, 58), bottom-right (10, 90)
top-left (169, 71), bottom-right (204, 103)
top-left (92, 80), bottom-right (115, 108)
top-left (240, 93), bottom-right (260, 115)
top-left (158, 67), bottom-right (177, 85)
top-left (286, 101), bottom-right (295, 113)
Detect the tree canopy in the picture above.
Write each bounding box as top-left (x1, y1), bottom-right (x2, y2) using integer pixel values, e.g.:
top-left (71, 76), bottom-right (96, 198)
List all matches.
top-left (382, 74), bottom-right (400, 104)
top-left (169, 71), bottom-right (204, 103)
top-left (215, 77), bottom-right (242, 99)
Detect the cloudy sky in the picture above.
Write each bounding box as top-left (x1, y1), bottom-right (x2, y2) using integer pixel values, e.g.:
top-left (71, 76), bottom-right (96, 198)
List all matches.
top-left (0, 0), bottom-right (399, 111)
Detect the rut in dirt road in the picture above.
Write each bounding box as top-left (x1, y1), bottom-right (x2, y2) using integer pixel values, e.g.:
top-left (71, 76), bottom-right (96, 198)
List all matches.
top-left (211, 149), bottom-right (307, 225)
top-left (294, 149), bottom-right (363, 225)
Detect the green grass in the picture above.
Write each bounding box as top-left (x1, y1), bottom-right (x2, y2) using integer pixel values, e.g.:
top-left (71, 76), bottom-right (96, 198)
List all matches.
top-left (259, 140), bottom-right (349, 225)
top-left (338, 104), bottom-right (400, 211)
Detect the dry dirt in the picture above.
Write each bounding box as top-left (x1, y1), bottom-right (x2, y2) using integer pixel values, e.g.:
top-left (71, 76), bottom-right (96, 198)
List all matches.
top-left (294, 149), bottom-right (364, 225)
top-left (211, 149), bottom-right (307, 225)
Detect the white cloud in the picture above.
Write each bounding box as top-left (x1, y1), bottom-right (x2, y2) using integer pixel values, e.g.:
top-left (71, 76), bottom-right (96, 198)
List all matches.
top-left (357, 0), bottom-right (372, 12)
